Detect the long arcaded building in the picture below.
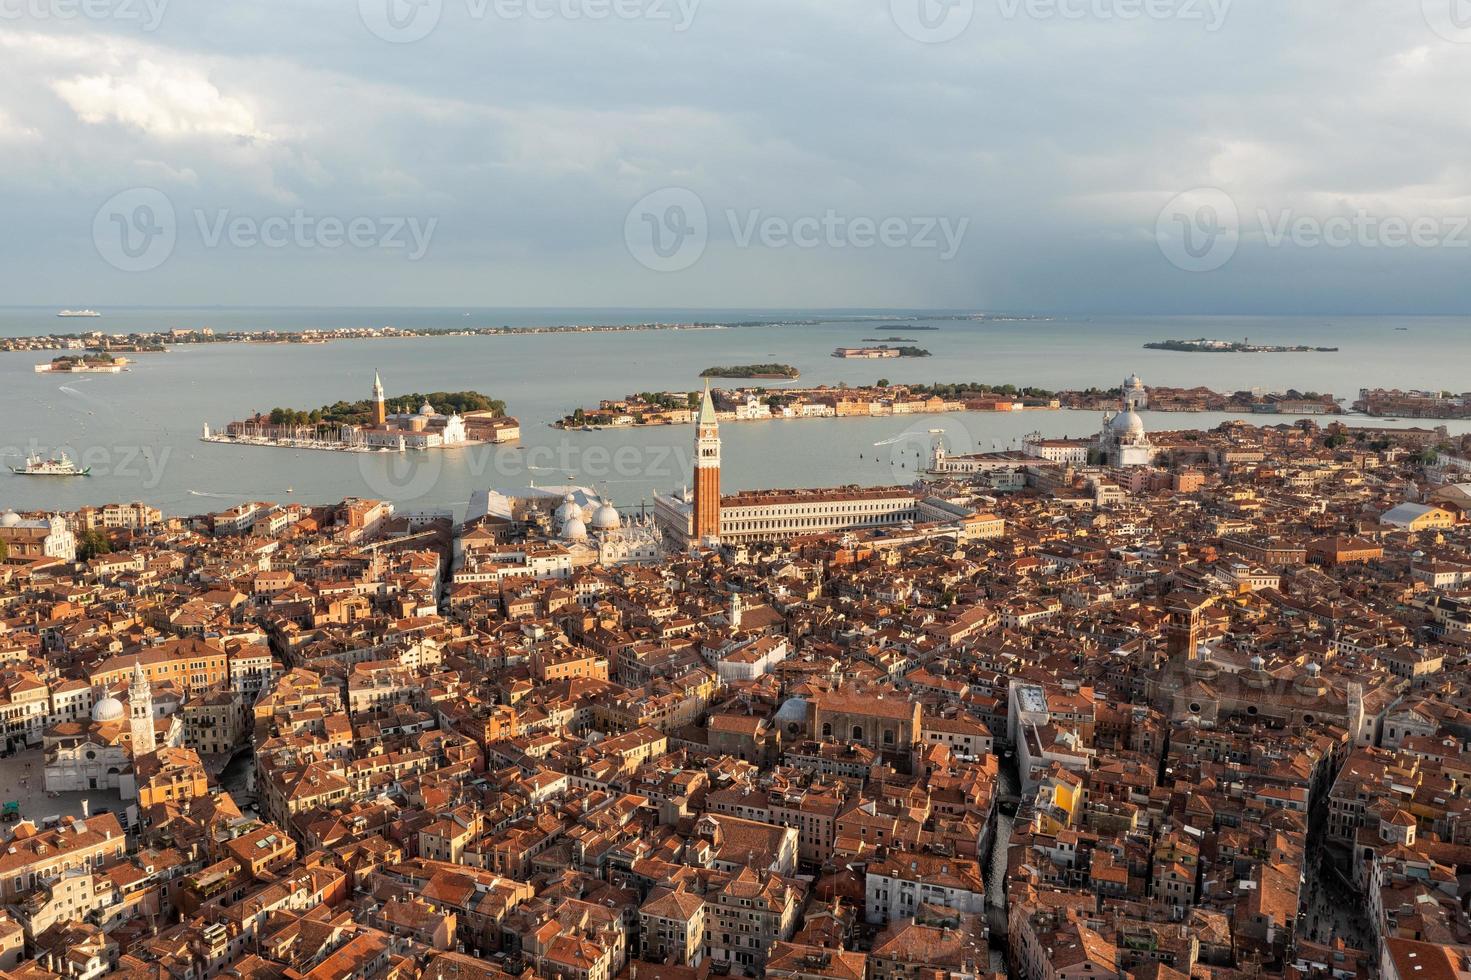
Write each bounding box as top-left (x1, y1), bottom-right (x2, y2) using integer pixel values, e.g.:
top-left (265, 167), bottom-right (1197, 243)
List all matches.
top-left (654, 385), bottom-right (920, 548)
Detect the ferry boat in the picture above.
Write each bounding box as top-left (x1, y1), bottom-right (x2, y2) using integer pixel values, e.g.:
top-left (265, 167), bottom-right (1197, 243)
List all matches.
top-left (10, 453), bottom-right (90, 477)
top-left (56, 309), bottom-right (101, 318)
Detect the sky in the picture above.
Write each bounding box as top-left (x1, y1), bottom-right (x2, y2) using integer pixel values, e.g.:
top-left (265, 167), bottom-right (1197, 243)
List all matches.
top-left (2, 0), bottom-right (1470, 314)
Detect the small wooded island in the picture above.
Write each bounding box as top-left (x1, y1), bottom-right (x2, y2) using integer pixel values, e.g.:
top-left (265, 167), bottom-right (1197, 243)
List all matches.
top-left (699, 364), bottom-right (801, 379)
top-left (1146, 338), bottom-right (1339, 353)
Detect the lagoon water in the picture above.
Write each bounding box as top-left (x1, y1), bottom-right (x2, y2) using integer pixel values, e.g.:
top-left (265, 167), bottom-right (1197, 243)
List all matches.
top-left (2, 307), bottom-right (1469, 517)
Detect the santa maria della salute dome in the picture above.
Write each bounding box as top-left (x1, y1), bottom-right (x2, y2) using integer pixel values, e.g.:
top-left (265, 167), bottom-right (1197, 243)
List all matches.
top-left (1099, 374), bottom-right (1155, 467)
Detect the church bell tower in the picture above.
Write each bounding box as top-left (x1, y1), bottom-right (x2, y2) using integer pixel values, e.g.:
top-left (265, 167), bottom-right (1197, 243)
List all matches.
top-left (373, 371), bottom-right (387, 426)
top-left (129, 661), bottom-right (156, 757)
top-left (693, 381), bottom-right (722, 545)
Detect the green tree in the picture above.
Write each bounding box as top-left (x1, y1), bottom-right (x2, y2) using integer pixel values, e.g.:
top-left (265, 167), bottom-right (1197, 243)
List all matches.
top-left (78, 528), bottom-right (111, 560)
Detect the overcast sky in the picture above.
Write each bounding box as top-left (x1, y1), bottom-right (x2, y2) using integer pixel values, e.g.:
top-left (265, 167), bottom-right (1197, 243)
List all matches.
top-left (2, 0), bottom-right (1469, 314)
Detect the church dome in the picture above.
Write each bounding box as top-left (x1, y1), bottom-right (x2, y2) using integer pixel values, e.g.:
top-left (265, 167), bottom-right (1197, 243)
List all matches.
top-left (1125, 373), bottom-right (1144, 388)
top-left (592, 503), bottom-right (621, 531)
top-left (1111, 410), bottom-right (1146, 436)
top-left (0, 510), bottom-right (19, 528)
top-left (92, 696), bottom-right (125, 723)
top-left (555, 494), bottom-right (582, 527)
top-left (418, 400), bottom-right (435, 416)
top-left (562, 517), bottom-right (588, 542)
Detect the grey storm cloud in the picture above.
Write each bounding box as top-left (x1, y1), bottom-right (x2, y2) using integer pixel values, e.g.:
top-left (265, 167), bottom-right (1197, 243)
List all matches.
top-left (1, 0), bottom-right (1469, 313)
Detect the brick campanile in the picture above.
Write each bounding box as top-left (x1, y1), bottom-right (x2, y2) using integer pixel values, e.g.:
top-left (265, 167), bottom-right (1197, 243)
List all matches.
top-left (372, 371), bottom-right (387, 426)
top-left (693, 381), bottom-right (722, 543)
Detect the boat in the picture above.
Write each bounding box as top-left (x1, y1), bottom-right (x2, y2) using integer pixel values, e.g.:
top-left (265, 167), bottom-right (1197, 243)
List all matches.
top-left (56, 309), bottom-right (101, 318)
top-left (285, 486), bottom-right (295, 493)
top-left (10, 453), bottom-right (90, 476)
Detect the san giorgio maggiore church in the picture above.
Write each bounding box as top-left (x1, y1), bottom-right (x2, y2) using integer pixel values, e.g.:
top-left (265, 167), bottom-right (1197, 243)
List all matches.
top-left (211, 371), bottom-right (468, 450)
top-left (353, 372), bottom-right (468, 450)
top-left (44, 662), bottom-right (184, 798)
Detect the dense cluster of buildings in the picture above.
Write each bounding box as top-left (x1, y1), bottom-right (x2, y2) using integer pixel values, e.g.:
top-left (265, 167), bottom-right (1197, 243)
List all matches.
top-left (2, 381), bottom-right (1471, 980)
top-left (1354, 389), bottom-right (1471, 420)
top-left (562, 380), bottom-right (1344, 431)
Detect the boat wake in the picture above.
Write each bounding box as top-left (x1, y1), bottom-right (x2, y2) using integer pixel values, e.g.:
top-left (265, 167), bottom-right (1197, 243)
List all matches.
top-left (188, 490), bottom-right (244, 499)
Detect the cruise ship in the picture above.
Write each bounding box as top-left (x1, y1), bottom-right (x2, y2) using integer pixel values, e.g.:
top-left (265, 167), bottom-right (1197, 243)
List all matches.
top-left (56, 309), bottom-right (101, 318)
top-left (10, 453), bottom-right (90, 476)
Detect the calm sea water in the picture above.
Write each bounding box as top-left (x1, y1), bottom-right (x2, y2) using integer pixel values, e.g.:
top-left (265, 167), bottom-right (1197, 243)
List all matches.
top-left (1, 307), bottom-right (1467, 517)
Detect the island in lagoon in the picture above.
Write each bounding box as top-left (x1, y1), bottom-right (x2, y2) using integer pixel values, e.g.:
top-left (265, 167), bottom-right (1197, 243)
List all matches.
top-left (1145, 338), bottom-right (1339, 353)
top-left (204, 384), bottom-right (519, 452)
top-left (260, 391), bottom-right (507, 428)
top-left (34, 353), bottom-right (129, 374)
top-left (699, 364), bottom-right (801, 380)
top-left (832, 346), bottom-right (932, 359)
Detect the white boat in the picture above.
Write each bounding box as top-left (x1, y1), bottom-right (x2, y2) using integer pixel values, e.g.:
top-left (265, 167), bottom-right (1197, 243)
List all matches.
top-left (56, 309), bottom-right (101, 318)
top-left (10, 452), bottom-right (90, 476)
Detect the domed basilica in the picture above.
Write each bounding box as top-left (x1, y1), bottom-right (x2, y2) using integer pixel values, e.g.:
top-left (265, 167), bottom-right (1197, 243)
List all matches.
top-left (1098, 373), bottom-right (1155, 467)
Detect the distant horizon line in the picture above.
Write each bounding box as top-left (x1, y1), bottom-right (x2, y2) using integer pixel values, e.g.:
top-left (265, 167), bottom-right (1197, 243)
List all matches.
top-left (2, 305), bottom-right (1468, 318)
